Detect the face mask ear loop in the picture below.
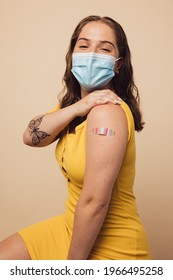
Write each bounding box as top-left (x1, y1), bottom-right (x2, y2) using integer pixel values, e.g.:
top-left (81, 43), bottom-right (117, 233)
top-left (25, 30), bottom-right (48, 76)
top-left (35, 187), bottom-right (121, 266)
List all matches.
top-left (114, 57), bottom-right (123, 74)
top-left (115, 57), bottom-right (123, 62)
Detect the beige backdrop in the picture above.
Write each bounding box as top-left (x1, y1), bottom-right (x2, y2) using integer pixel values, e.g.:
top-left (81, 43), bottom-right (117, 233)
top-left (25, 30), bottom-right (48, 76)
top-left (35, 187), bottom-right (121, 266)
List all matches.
top-left (0, 0), bottom-right (173, 260)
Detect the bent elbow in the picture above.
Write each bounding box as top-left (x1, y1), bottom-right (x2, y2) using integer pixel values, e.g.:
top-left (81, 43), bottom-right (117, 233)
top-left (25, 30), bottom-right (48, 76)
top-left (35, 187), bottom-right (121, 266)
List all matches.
top-left (83, 196), bottom-right (109, 215)
top-left (94, 200), bottom-right (109, 214)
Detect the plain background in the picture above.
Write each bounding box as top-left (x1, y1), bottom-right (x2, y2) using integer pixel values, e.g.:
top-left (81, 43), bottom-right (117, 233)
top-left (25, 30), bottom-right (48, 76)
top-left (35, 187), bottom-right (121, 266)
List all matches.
top-left (0, 0), bottom-right (173, 260)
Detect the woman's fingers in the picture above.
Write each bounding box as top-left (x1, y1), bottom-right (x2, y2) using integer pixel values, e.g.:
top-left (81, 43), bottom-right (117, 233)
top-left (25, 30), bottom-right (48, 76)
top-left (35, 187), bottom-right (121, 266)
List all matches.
top-left (93, 89), bottom-right (122, 105)
top-left (73, 89), bottom-right (122, 117)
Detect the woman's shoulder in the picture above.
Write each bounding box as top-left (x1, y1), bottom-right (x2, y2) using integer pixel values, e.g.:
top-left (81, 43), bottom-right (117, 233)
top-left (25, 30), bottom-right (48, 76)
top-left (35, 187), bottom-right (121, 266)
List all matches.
top-left (88, 102), bottom-right (125, 119)
top-left (87, 101), bottom-right (131, 125)
top-left (87, 101), bottom-right (134, 141)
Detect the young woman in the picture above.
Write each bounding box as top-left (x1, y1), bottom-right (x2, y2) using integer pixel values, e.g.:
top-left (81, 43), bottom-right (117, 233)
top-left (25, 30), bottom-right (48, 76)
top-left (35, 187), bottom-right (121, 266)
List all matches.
top-left (0, 15), bottom-right (151, 260)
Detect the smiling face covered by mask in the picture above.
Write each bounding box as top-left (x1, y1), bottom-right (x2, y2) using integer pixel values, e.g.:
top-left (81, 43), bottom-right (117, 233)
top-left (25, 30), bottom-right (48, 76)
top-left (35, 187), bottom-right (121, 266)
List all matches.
top-left (71, 21), bottom-right (121, 94)
top-left (71, 52), bottom-right (121, 92)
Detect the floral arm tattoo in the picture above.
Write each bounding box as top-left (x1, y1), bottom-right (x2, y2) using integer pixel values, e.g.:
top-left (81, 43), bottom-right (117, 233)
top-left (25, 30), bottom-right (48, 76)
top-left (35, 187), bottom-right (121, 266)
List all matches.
top-left (28, 115), bottom-right (50, 145)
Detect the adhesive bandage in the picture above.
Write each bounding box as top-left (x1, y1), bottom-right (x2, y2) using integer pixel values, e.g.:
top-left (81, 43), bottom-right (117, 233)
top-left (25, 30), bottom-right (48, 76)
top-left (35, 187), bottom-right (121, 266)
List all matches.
top-left (92, 127), bottom-right (115, 136)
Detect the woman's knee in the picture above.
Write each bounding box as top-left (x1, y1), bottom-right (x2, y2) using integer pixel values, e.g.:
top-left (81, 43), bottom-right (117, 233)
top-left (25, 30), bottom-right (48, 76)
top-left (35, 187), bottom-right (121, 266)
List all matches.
top-left (0, 233), bottom-right (31, 260)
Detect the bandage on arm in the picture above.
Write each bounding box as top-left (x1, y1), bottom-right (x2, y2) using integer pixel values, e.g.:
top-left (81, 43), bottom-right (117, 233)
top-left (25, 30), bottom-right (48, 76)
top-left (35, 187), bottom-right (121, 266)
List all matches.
top-left (92, 127), bottom-right (115, 136)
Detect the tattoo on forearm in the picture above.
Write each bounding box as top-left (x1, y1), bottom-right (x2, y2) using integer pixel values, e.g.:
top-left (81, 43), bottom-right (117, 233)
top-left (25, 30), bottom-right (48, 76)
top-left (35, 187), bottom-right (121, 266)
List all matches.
top-left (92, 127), bottom-right (115, 136)
top-left (29, 115), bottom-right (50, 145)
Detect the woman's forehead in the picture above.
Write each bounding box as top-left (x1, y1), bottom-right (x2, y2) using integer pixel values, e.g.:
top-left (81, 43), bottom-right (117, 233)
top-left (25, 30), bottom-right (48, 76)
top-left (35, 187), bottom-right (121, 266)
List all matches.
top-left (78, 21), bottom-right (116, 44)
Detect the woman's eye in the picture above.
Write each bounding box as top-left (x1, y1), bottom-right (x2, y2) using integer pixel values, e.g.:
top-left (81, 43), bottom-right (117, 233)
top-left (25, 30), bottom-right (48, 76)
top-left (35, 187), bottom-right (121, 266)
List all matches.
top-left (79, 45), bottom-right (88, 49)
top-left (101, 48), bottom-right (110, 52)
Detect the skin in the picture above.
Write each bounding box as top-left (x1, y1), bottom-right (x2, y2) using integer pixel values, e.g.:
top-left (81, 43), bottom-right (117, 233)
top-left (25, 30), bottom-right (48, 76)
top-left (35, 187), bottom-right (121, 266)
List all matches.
top-left (0, 21), bottom-right (127, 260)
top-left (73, 21), bottom-right (121, 98)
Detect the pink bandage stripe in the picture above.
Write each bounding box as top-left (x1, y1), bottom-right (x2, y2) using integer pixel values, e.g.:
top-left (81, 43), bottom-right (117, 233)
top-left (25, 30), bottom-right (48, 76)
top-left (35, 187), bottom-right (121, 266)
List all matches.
top-left (92, 127), bottom-right (115, 136)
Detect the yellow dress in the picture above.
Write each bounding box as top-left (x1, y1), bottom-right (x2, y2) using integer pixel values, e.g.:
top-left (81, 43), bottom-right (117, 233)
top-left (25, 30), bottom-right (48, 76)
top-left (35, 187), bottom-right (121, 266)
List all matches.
top-left (18, 101), bottom-right (151, 260)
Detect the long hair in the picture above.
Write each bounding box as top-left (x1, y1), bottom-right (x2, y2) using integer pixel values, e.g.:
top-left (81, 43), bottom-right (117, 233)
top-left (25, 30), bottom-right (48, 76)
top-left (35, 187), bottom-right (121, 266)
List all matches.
top-left (59, 15), bottom-right (144, 133)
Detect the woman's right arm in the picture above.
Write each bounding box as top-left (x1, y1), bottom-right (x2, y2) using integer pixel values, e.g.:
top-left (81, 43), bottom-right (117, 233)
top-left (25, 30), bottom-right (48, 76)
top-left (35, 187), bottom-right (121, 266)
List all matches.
top-left (23, 89), bottom-right (121, 147)
top-left (23, 104), bottom-right (79, 147)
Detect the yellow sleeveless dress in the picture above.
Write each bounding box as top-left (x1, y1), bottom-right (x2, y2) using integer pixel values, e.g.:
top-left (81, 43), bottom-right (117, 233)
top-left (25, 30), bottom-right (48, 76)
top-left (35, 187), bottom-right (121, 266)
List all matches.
top-left (18, 102), bottom-right (151, 259)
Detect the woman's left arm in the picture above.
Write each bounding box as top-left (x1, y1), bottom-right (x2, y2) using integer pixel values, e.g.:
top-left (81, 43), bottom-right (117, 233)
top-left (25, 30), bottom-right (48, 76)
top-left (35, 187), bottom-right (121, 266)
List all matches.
top-left (67, 103), bottom-right (128, 260)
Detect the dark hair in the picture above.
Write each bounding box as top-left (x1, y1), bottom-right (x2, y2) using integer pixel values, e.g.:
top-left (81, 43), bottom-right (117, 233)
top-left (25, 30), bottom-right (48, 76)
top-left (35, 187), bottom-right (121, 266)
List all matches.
top-left (59, 15), bottom-right (144, 133)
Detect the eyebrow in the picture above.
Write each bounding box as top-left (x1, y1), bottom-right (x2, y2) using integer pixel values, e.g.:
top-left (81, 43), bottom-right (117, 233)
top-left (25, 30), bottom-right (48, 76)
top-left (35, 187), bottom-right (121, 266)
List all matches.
top-left (78, 38), bottom-right (115, 48)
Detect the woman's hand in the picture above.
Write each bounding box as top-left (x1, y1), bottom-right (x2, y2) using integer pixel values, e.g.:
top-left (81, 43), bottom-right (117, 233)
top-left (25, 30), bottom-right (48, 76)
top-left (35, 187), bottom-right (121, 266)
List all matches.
top-left (72, 89), bottom-right (122, 117)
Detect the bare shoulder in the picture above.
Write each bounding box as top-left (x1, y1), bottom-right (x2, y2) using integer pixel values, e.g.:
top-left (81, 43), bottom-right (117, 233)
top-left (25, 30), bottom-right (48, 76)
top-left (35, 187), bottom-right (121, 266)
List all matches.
top-left (87, 104), bottom-right (128, 130)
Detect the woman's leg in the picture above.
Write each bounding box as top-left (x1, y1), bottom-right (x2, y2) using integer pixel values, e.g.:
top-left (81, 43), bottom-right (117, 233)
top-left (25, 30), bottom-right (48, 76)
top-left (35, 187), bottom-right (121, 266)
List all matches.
top-left (0, 233), bottom-right (31, 260)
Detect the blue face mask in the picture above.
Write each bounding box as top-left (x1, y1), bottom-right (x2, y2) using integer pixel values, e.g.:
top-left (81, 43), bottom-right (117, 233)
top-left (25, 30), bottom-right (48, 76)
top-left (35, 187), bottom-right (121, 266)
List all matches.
top-left (71, 52), bottom-right (120, 92)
